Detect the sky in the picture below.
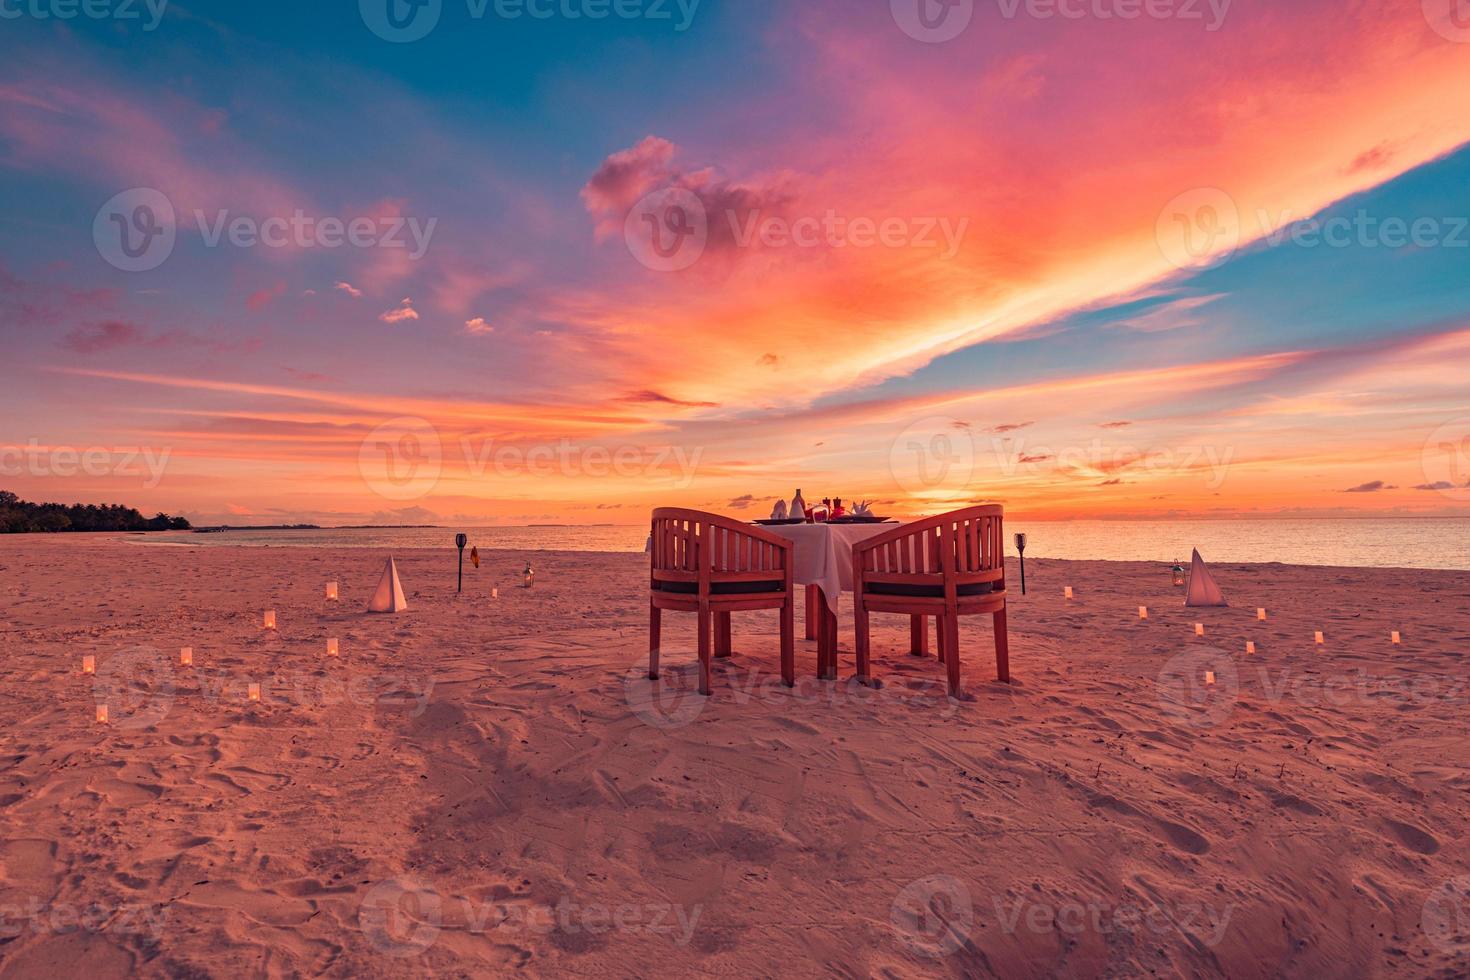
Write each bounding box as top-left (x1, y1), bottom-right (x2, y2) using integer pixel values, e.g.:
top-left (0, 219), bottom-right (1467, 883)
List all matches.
top-left (2, 0), bottom-right (1470, 526)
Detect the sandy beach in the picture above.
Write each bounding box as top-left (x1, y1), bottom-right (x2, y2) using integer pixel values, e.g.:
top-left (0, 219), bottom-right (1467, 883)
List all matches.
top-left (0, 535), bottom-right (1467, 978)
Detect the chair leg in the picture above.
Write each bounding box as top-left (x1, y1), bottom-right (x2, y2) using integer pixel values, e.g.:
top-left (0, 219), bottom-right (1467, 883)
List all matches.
top-left (780, 598), bottom-right (795, 688)
top-left (697, 603), bottom-right (713, 696)
top-left (855, 599), bottom-right (872, 686)
top-left (821, 600), bottom-right (839, 680)
top-left (910, 615), bottom-right (928, 656)
top-left (943, 613), bottom-right (962, 698)
top-left (993, 606), bottom-right (1011, 683)
top-left (649, 601), bottom-right (661, 680)
top-left (805, 585), bottom-right (818, 641)
top-left (935, 620), bottom-right (946, 665)
top-left (715, 611), bottom-right (732, 658)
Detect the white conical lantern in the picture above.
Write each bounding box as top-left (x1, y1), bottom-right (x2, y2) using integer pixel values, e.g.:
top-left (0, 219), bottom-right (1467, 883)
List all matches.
top-left (367, 557), bottom-right (408, 613)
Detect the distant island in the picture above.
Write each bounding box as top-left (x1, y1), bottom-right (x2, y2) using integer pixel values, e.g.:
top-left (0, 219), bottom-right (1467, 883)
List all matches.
top-left (0, 491), bottom-right (190, 533)
top-left (192, 524), bottom-right (322, 533)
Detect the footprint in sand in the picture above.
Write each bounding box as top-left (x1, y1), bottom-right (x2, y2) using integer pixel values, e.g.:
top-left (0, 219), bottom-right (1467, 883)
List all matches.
top-left (1087, 793), bottom-right (1211, 854)
top-left (1382, 818), bottom-right (1440, 855)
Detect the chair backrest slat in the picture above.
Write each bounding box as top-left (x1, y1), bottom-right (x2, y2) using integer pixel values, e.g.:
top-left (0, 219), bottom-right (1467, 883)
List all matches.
top-left (853, 505), bottom-right (1005, 590)
top-left (650, 508), bottom-right (792, 580)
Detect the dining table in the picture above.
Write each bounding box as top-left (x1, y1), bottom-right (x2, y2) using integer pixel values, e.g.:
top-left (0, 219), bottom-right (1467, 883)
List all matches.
top-left (760, 520), bottom-right (904, 680)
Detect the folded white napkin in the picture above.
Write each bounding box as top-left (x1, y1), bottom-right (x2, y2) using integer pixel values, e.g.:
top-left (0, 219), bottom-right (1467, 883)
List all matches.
top-left (771, 499), bottom-right (789, 520)
top-left (852, 500), bottom-right (874, 517)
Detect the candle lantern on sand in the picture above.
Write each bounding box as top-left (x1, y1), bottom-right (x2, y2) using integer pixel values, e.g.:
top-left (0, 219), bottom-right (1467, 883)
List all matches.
top-left (248, 683), bottom-right (261, 702)
top-left (180, 647), bottom-right (193, 666)
top-left (96, 705), bottom-right (109, 724)
top-left (82, 655), bottom-right (96, 675)
top-left (1172, 561), bottom-right (1187, 587)
top-left (263, 610), bottom-right (277, 630)
top-left (326, 582), bottom-right (339, 601)
top-left (327, 638), bottom-right (339, 657)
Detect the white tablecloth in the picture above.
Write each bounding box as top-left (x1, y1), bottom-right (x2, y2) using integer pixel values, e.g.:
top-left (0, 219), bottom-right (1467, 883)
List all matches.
top-left (764, 522), bottom-right (902, 613)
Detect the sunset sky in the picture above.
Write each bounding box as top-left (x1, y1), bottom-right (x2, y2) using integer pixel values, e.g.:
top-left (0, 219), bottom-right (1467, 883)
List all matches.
top-left (3, 0), bottom-right (1470, 525)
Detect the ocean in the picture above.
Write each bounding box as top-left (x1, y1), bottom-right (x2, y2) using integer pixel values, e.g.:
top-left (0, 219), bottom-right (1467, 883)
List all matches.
top-left (151, 518), bottom-right (1470, 571)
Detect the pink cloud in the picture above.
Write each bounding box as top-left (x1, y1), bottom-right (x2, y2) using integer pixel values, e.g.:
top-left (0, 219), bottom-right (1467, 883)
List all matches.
top-left (379, 297), bottom-right (419, 324)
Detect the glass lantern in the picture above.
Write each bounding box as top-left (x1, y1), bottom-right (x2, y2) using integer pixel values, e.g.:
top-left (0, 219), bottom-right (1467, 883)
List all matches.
top-left (1171, 561), bottom-right (1187, 587)
top-left (523, 564), bottom-right (535, 589)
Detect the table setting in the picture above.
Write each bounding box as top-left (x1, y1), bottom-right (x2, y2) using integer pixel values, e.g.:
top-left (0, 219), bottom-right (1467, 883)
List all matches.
top-left (753, 489), bottom-right (903, 679)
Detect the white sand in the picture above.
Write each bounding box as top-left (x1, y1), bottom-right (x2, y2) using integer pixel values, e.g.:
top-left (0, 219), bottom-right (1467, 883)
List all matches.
top-left (0, 536), bottom-right (1467, 977)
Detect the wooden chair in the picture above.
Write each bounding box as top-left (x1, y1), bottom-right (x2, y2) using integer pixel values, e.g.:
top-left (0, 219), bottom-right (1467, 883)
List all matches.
top-left (649, 508), bottom-right (796, 696)
top-left (852, 505), bottom-right (1010, 698)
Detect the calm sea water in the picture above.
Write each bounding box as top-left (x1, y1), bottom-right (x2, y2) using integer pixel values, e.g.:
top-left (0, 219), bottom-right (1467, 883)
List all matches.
top-left (154, 519), bottom-right (1470, 571)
